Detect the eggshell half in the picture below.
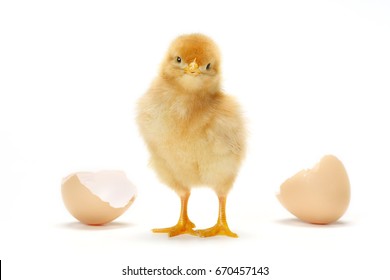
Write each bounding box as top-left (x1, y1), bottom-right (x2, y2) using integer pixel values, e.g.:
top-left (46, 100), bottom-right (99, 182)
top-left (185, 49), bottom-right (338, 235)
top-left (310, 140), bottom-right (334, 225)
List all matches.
top-left (277, 155), bottom-right (350, 224)
top-left (61, 171), bottom-right (136, 225)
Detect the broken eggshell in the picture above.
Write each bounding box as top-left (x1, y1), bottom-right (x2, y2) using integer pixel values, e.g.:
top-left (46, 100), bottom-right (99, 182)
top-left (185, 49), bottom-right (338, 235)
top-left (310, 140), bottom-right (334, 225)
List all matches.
top-left (277, 155), bottom-right (350, 224)
top-left (61, 170), bottom-right (137, 225)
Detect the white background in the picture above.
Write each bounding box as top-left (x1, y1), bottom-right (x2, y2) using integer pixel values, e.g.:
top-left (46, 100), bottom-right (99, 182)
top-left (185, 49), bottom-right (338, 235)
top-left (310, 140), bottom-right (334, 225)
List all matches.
top-left (1, 0), bottom-right (390, 279)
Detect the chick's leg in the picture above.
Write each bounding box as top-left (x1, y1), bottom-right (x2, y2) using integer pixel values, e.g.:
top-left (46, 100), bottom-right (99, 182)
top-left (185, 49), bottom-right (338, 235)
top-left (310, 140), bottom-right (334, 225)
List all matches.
top-left (152, 192), bottom-right (196, 237)
top-left (196, 196), bottom-right (238, 238)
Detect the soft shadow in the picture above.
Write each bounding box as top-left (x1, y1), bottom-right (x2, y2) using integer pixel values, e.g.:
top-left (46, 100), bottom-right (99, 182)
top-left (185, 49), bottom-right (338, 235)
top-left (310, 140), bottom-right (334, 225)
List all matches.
top-left (56, 221), bottom-right (135, 231)
top-left (275, 218), bottom-right (351, 228)
top-left (128, 229), bottom-right (242, 244)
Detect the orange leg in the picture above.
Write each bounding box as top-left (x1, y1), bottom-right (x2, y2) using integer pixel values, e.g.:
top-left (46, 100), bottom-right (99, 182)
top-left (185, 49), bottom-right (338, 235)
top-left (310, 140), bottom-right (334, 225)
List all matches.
top-left (196, 196), bottom-right (238, 238)
top-left (152, 192), bottom-right (196, 237)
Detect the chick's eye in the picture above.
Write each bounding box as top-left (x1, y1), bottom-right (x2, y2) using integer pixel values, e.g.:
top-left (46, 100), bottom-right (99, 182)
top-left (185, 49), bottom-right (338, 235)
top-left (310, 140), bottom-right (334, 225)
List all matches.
top-left (206, 63), bottom-right (211, 70)
top-left (176, 56), bottom-right (182, 63)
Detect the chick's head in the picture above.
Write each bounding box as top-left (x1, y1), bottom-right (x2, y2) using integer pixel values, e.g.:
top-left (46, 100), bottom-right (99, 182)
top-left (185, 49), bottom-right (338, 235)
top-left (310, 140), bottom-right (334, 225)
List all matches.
top-left (160, 34), bottom-right (221, 93)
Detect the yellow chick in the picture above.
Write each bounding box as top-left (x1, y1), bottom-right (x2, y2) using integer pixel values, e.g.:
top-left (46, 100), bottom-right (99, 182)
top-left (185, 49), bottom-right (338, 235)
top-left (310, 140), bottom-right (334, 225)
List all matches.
top-left (137, 34), bottom-right (246, 238)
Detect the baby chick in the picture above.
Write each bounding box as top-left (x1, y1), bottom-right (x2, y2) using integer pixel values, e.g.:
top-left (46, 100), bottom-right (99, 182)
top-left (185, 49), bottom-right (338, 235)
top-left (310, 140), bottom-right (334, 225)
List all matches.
top-left (137, 34), bottom-right (246, 238)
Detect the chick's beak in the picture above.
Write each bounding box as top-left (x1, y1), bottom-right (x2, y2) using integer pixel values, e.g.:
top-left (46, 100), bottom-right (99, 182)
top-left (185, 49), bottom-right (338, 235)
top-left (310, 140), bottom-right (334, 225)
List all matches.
top-left (184, 58), bottom-right (201, 76)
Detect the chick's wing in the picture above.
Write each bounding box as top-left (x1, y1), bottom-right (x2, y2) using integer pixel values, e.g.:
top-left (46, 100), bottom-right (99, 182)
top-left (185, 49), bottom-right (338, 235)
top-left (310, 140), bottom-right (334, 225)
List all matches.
top-left (206, 95), bottom-right (246, 157)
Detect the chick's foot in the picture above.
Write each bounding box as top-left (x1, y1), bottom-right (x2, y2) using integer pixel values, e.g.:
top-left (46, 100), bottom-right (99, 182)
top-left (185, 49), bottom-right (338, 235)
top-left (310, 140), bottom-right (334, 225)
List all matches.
top-left (195, 196), bottom-right (237, 238)
top-left (153, 220), bottom-right (196, 237)
top-left (195, 222), bottom-right (238, 238)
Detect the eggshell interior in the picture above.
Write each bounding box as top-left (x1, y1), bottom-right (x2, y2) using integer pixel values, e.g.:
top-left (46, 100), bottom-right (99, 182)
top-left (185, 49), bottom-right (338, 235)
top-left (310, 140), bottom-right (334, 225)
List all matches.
top-left (75, 170), bottom-right (136, 208)
top-left (61, 171), bottom-right (136, 225)
top-left (277, 155), bottom-right (350, 224)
